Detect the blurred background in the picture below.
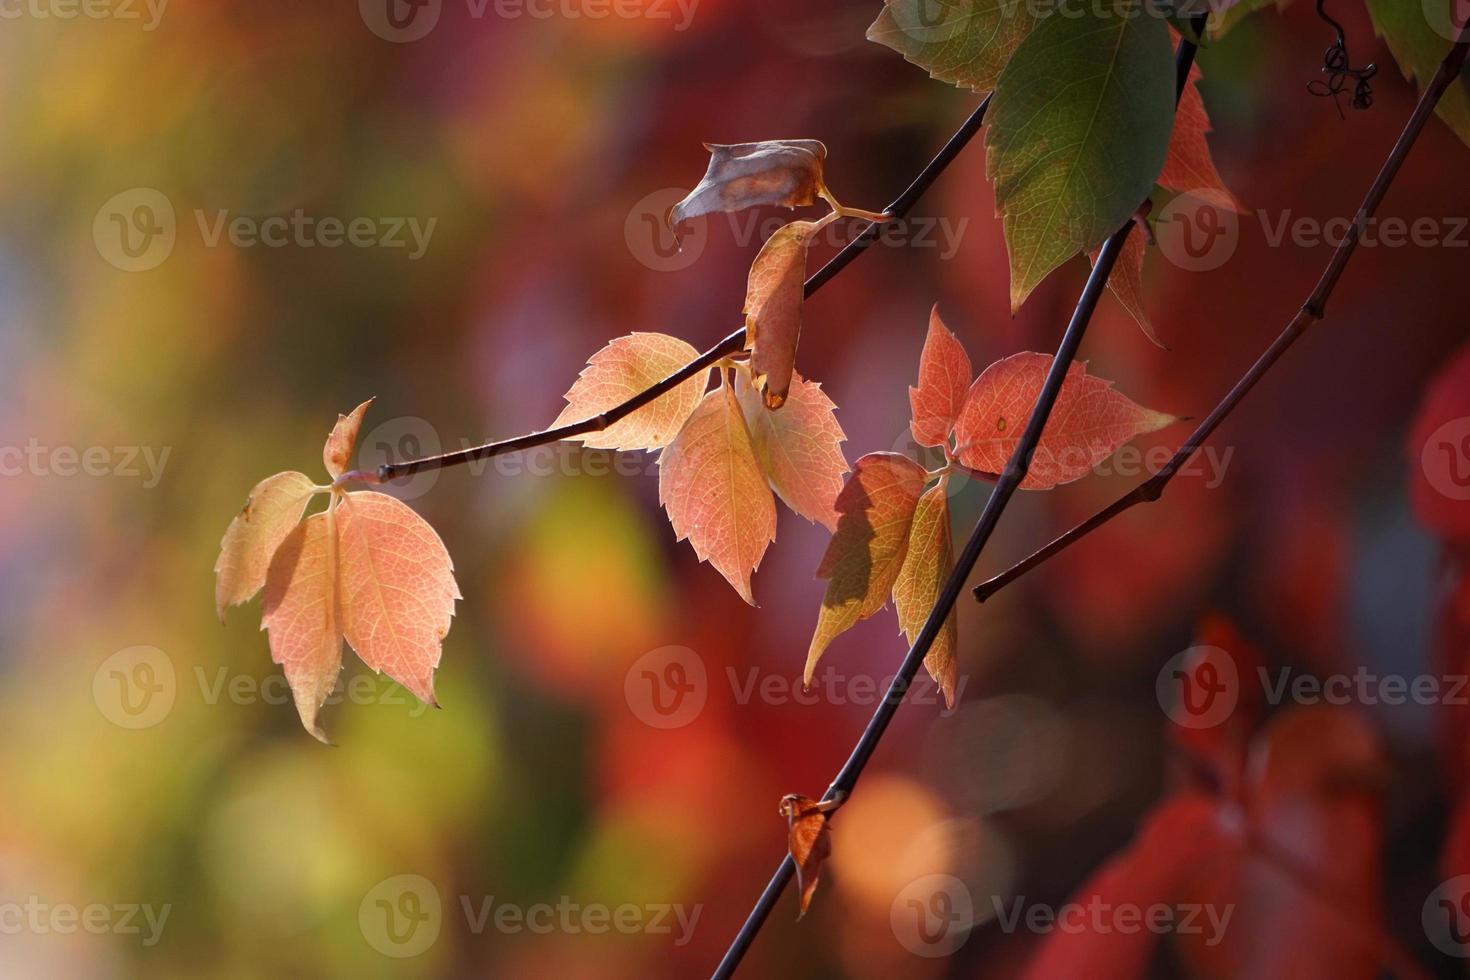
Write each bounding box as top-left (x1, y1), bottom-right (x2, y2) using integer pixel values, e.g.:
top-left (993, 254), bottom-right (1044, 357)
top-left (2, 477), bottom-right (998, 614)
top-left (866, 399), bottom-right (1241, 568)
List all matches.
top-left (1, 0), bottom-right (1469, 976)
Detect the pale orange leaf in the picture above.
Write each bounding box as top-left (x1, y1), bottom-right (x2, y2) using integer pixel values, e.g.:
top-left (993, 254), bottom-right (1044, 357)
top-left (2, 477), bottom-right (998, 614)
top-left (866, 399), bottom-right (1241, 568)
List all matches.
top-left (336, 490), bottom-right (460, 707)
top-left (261, 512), bottom-right (343, 743)
top-left (735, 370), bottom-right (848, 531)
top-left (953, 353), bottom-right (1177, 489)
top-left (909, 306), bottom-right (973, 448)
top-left (657, 383), bottom-right (777, 604)
top-left (892, 482), bottom-right (958, 708)
top-left (552, 332), bottom-right (708, 451)
top-left (214, 470), bottom-right (320, 619)
top-left (745, 220), bottom-right (822, 410)
top-left (805, 452), bottom-right (928, 684)
top-left (322, 398), bottom-right (374, 479)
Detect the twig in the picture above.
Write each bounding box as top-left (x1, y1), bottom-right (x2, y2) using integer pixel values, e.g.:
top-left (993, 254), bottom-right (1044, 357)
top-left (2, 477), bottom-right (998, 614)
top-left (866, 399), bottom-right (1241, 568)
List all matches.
top-left (342, 97), bottom-right (994, 486)
top-left (973, 23), bottom-right (1470, 605)
top-left (711, 22), bottom-right (1210, 978)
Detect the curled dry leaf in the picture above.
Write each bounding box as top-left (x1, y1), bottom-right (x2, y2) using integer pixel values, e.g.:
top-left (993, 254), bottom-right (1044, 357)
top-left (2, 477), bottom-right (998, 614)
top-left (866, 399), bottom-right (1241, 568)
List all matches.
top-left (734, 371), bottom-right (848, 531)
top-left (779, 794), bottom-right (835, 919)
top-left (323, 398), bottom-right (374, 479)
top-left (669, 140), bottom-right (828, 228)
top-left (909, 306), bottom-right (972, 449)
top-left (952, 353), bottom-right (1177, 489)
top-left (745, 220), bottom-right (822, 410)
top-left (552, 332), bottom-right (708, 451)
top-left (214, 470), bottom-right (321, 619)
top-left (657, 383), bottom-right (777, 604)
top-left (219, 400), bottom-right (460, 742)
top-left (805, 452), bottom-right (928, 685)
top-left (892, 482), bottom-right (958, 708)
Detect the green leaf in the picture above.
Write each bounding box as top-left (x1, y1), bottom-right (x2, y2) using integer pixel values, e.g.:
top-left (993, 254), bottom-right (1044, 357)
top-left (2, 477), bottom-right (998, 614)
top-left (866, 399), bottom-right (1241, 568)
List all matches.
top-left (986, 7), bottom-right (1175, 311)
top-left (1364, 0), bottom-right (1470, 148)
top-left (865, 0), bottom-right (1040, 95)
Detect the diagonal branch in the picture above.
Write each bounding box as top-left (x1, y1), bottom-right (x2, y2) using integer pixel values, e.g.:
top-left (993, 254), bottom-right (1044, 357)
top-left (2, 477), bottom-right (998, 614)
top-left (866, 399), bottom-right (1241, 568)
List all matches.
top-left (973, 23), bottom-right (1470, 605)
top-left (711, 21), bottom-right (1211, 979)
top-left (343, 97), bottom-right (994, 486)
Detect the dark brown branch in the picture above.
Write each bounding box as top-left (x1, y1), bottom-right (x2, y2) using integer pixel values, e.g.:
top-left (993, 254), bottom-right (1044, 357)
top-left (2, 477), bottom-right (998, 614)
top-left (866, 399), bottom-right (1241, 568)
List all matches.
top-left (711, 22), bottom-right (1211, 979)
top-left (973, 24), bottom-right (1470, 604)
top-left (350, 97), bottom-right (993, 485)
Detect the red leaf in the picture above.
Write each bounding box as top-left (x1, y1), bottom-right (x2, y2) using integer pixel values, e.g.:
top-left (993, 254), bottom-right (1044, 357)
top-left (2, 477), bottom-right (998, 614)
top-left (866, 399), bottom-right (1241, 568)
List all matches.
top-left (909, 306), bottom-right (973, 449)
top-left (779, 794), bottom-right (835, 919)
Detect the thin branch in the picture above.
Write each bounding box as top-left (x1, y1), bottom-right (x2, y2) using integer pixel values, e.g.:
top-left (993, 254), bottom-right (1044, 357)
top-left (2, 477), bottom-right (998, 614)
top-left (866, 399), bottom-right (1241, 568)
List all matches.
top-left (348, 97), bottom-right (993, 485)
top-left (711, 22), bottom-right (1210, 979)
top-left (973, 24), bottom-right (1470, 605)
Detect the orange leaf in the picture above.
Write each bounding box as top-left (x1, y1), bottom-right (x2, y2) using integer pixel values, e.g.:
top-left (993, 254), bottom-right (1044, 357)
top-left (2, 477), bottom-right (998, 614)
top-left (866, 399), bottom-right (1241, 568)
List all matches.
top-left (909, 306), bottom-right (973, 448)
top-left (215, 470), bottom-right (320, 619)
top-left (261, 512), bottom-right (343, 744)
top-left (735, 370), bottom-right (849, 531)
top-left (953, 353), bottom-right (1176, 489)
top-left (657, 383), bottom-right (777, 604)
top-left (1159, 58), bottom-right (1244, 213)
top-left (745, 220), bottom-right (822, 410)
top-left (337, 490), bottom-right (460, 707)
top-left (805, 452), bottom-right (928, 684)
top-left (322, 398), bottom-right (374, 479)
top-left (1090, 232), bottom-right (1162, 347)
top-left (891, 482), bottom-right (957, 708)
top-left (670, 140), bottom-right (828, 228)
top-left (779, 794), bottom-right (834, 919)
top-left (552, 332), bottom-right (709, 451)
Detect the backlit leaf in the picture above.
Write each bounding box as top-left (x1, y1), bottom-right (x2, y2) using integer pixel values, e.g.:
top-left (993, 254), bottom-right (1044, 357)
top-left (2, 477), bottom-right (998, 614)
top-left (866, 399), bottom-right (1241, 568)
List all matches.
top-left (865, 0), bottom-right (1038, 95)
top-left (735, 370), bottom-right (849, 531)
top-left (1159, 56), bottom-right (1243, 211)
top-left (745, 220), bottom-right (822, 410)
top-left (323, 397), bottom-right (373, 479)
top-left (1364, 0), bottom-right (1470, 148)
top-left (669, 140), bottom-right (829, 228)
top-left (657, 383), bottom-right (778, 604)
top-left (892, 482), bottom-right (957, 708)
top-left (987, 8), bottom-right (1175, 311)
top-left (953, 352), bottom-right (1176, 489)
top-left (552, 332), bottom-right (709, 451)
top-left (214, 470), bottom-right (320, 619)
top-left (337, 490), bottom-right (460, 707)
top-left (779, 794), bottom-right (834, 919)
top-left (909, 305), bottom-right (973, 448)
top-left (261, 512), bottom-right (342, 744)
top-left (805, 452), bottom-right (928, 684)
top-left (1090, 232), bottom-right (1161, 347)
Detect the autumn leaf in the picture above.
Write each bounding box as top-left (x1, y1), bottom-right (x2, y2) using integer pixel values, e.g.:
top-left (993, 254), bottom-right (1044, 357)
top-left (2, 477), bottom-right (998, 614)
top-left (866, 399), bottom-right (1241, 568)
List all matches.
top-left (323, 397), bottom-right (373, 479)
top-left (734, 370), bottom-right (849, 531)
top-left (658, 382), bottom-right (778, 604)
top-left (779, 794), bottom-right (835, 919)
top-left (745, 220), bottom-right (822, 410)
top-left (337, 490), bottom-right (460, 707)
top-left (952, 353), bottom-right (1177, 489)
top-left (215, 470), bottom-right (321, 619)
top-left (865, 0), bottom-right (1038, 96)
top-left (805, 452), bottom-right (928, 684)
top-left (892, 482), bottom-right (957, 708)
top-left (261, 512), bottom-right (342, 744)
top-left (1364, 0), bottom-right (1470, 148)
top-left (987, 9), bottom-right (1175, 311)
top-left (909, 305), bottom-right (972, 448)
top-left (669, 140), bottom-right (829, 228)
top-left (1159, 55), bottom-right (1244, 212)
top-left (552, 332), bottom-right (709, 451)
top-left (1090, 232), bottom-right (1161, 347)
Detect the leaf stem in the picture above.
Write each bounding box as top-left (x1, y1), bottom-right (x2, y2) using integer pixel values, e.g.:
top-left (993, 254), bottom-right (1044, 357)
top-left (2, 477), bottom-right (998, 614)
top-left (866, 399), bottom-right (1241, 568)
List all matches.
top-left (972, 22), bottom-right (1470, 606)
top-left (710, 20), bottom-right (1211, 978)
